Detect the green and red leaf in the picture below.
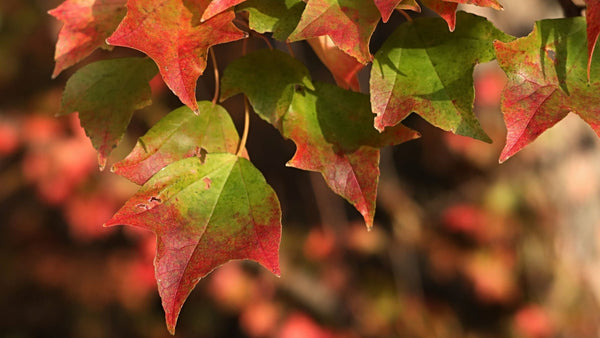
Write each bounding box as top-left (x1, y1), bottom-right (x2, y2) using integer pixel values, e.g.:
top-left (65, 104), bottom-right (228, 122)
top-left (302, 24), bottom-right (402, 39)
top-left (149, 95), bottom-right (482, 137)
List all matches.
top-left (48, 0), bottom-right (126, 78)
top-left (112, 102), bottom-right (243, 185)
top-left (281, 82), bottom-right (419, 228)
top-left (105, 153), bottom-right (281, 334)
top-left (106, 0), bottom-right (247, 112)
top-left (287, 0), bottom-right (380, 64)
top-left (370, 12), bottom-right (512, 141)
top-left (59, 57), bottom-right (158, 169)
top-left (586, 0), bottom-right (600, 79)
top-left (495, 17), bottom-right (600, 162)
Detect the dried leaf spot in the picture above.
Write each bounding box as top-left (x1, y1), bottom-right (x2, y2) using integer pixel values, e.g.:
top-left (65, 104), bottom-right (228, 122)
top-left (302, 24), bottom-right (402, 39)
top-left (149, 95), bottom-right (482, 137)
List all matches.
top-left (545, 48), bottom-right (556, 63)
top-left (196, 147), bottom-right (208, 163)
top-left (203, 177), bottom-right (212, 189)
top-left (149, 196), bottom-right (162, 203)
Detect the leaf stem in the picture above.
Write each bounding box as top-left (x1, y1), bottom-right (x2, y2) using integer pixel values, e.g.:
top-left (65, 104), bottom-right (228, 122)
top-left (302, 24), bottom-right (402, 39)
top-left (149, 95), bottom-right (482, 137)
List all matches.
top-left (286, 42), bottom-right (295, 58)
top-left (210, 47), bottom-right (219, 106)
top-left (398, 9), bottom-right (412, 22)
top-left (252, 31), bottom-right (273, 50)
top-left (237, 96), bottom-right (250, 157)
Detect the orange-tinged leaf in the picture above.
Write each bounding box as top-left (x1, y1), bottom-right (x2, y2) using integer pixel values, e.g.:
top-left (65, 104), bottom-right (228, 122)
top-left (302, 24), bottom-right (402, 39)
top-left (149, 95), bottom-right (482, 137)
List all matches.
top-left (495, 17), bottom-right (600, 162)
top-left (106, 0), bottom-right (247, 112)
top-left (287, 0), bottom-right (380, 64)
top-left (105, 154), bottom-right (282, 334)
top-left (307, 36), bottom-right (363, 91)
top-left (48, 0), bottom-right (126, 78)
top-left (202, 0), bottom-right (247, 21)
top-left (586, 0), bottom-right (600, 79)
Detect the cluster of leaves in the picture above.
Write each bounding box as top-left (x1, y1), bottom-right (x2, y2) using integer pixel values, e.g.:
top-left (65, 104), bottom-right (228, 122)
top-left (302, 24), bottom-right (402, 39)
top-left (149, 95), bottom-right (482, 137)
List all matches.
top-left (48, 0), bottom-right (600, 333)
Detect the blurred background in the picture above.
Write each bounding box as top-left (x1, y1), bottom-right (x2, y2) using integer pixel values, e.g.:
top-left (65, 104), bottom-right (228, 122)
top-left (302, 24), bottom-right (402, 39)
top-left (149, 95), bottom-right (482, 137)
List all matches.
top-left (2, 0), bottom-right (600, 337)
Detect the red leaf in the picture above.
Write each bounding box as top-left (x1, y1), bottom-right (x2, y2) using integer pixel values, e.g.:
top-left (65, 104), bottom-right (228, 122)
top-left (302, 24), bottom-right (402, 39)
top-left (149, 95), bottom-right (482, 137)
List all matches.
top-left (287, 0), bottom-right (380, 64)
top-left (587, 0), bottom-right (600, 79)
top-left (105, 154), bottom-right (281, 334)
top-left (48, 0), bottom-right (127, 78)
top-left (202, 0), bottom-right (247, 21)
top-left (420, 0), bottom-right (502, 31)
top-left (106, 0), bottom-right (247, 112)
top-left (420, 0), bottom-right (458, 31)
top-left (374, 0), bottom-right (420, 23)
top-left (307, 36), bottom-right (363, 91)
top-left (495, 18), bottom-right (600, 162)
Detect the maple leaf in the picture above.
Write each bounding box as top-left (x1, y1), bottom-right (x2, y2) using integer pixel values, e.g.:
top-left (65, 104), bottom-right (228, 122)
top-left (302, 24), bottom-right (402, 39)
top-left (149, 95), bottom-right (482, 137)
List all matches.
top-left (371, 12), bottom-right (512, 141)
top-left (495, 17), bottom-right (600, 162)
top-left (222, 50), bottom-right (417, 227)
top-left (374, 0), bottom-right (420, 23)
top-left (420, 0), bottom-right (502, 31)
top-left (281, 82), bottom-right (419, 228)
top-left (586, 0), bottom-right (600, 79)
top-left (106, 0), bottom-right (247, 112)
top-left (238, 0), bottom-right (305, 40)
top-left (202, 0), bottom-right (247, 21)
top-left (307, 36), bottom-right (364, 91)
top-left (48, 0), bottom-right (127, 78)
top-left (221, 49), bottom-right (313, 126)
top-left (287, 0), bottom-right (380, 64)
top-left (59, 57), bottom-right (158, 170)
top-left (113, 102), bottom-right (243, 185)
top-left (105, 154), bottom-right (282, 334)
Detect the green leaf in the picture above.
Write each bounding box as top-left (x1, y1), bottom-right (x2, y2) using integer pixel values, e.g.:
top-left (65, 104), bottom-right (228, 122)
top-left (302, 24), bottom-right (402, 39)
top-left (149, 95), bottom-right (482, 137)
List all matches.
top-left (238, 0), bottom-right (305, 41)
top-left (105, 153), bottom-right (282, 334)
top-left (221, 49), bottom-right (313, 126)
top-left (495, 17), bottom-right (600, 162)
top-left (281, 82), bottom-right (419, 228)
top-left (370, 11), bottom-right (513, 142)
top-left (60, 57), bottom-right (158, 169)
top-left (112, 102), bottom-right (242, 185)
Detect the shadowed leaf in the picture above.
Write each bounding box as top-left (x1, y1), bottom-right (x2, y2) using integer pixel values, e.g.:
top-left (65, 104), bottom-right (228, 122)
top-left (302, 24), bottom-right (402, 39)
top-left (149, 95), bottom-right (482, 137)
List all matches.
top-left (59, 57), bottom-right (158, 169)
top-left (221, 49), bottom-right (313, 126)
top-left (371, 12), bottom-right (512, 141)
top-left (238, 0), bottom-right (305, 40)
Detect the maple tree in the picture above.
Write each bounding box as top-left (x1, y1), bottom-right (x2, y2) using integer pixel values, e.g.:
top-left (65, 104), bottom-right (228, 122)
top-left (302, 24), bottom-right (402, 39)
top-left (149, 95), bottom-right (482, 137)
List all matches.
top-left (47, 0), bottom-right (599, 334)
